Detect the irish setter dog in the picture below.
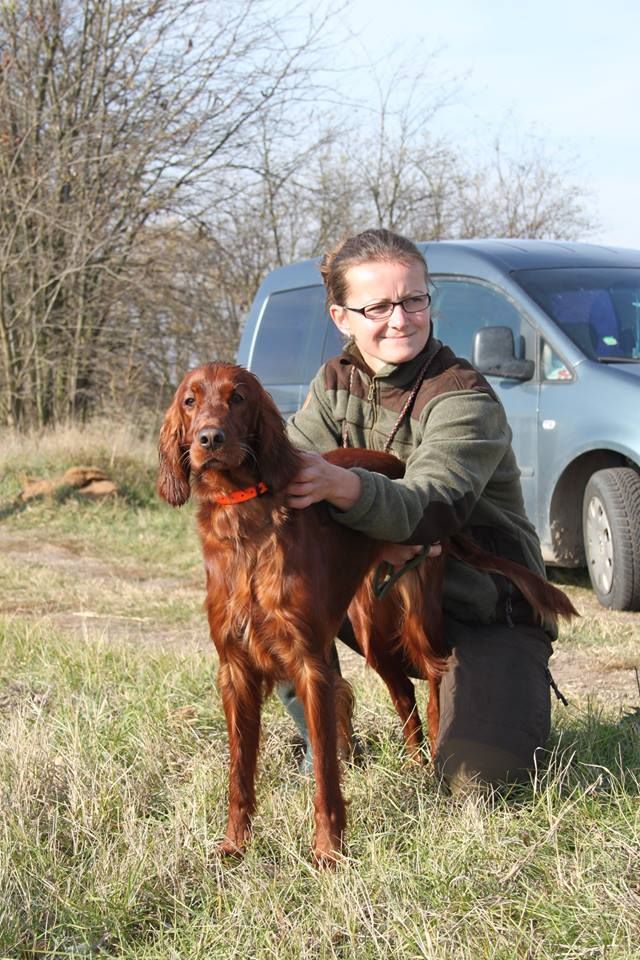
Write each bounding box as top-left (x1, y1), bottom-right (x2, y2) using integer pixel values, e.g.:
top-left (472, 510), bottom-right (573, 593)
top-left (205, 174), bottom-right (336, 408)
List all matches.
top-left (157, 362), bottom-right (577, 866)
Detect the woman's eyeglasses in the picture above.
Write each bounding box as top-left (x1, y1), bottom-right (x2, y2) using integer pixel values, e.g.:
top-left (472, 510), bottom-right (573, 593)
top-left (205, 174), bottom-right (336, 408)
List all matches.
top-left (342, 292), bottom-right (431, 321)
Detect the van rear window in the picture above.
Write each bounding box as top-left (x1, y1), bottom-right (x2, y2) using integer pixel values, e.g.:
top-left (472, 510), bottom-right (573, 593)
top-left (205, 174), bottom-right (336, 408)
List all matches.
top-left (251, 286), bottom-right (326, 383)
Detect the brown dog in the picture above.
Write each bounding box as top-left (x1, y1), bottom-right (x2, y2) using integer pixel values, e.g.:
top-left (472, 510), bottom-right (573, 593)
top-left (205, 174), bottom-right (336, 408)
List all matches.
top-left (158, 362), bottom-right (577, 865)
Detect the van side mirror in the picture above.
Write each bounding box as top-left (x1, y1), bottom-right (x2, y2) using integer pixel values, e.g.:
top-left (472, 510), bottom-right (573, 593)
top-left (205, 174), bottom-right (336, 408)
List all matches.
top-left (473, 326), bottom-right (534, 381)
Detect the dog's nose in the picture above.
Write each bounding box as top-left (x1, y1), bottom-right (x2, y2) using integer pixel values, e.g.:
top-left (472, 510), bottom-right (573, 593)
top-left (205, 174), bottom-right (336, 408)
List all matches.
top-left (198, 428), bottom-right (225, 448)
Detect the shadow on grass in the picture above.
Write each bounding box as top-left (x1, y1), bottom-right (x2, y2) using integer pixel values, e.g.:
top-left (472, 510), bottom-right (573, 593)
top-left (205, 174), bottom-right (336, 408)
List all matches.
top-left (547, 565), bottom-right (592, 590)
top-left (0, 499), bottom-right (29, 521)
top-left (548, 704), bottom-right (640, 784)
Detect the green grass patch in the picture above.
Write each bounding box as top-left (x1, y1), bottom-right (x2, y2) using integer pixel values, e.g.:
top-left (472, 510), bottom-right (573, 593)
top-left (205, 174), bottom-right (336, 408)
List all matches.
top-left (1, 493), bottom-right (200, 571)
top-left (1, 618), bottom-right (639, 960)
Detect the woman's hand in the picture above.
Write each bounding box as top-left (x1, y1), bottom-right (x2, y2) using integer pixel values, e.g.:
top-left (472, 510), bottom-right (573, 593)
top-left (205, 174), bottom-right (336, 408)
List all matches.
top-left (379, 542), bottom-right (442, 568)
top-left (286, 451), bottom-right (362, 511)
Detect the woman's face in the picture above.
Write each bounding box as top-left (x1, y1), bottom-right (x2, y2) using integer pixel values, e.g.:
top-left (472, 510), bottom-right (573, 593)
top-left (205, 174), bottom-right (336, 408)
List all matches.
top-left (329, 259), bottom-right (431, 373)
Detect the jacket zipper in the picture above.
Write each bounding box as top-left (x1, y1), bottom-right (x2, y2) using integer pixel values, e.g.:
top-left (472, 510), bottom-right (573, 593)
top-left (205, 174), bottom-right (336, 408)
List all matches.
top-left (367, 378), bottom-right (378, 427)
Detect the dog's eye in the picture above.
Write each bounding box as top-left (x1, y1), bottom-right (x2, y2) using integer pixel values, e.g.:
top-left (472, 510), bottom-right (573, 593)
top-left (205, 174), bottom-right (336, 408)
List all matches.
top-left (230, 390), bottom-right (244, 405)
top-left (184, 396), bottom-right (196, 408)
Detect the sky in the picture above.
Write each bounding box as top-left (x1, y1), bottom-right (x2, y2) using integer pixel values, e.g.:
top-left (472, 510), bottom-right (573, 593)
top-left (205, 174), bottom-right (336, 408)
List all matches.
top-left (332, 0), bottom-right (640, 247)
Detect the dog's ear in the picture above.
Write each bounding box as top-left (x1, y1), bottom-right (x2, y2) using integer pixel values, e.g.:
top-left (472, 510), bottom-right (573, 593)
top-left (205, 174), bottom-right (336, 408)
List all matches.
top-left (250, 378), bottom-right (300, 493)
top-left (157, 397), bottom-right (191, 506)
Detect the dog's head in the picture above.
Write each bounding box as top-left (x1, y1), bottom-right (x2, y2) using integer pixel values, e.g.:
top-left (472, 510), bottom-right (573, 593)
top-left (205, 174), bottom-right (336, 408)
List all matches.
top-left (157, 362), bottom-right (292, 506)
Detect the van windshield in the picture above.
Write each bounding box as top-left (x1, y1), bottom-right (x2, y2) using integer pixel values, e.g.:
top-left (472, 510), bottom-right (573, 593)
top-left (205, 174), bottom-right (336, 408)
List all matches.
top-left (514, 267), bottom-right (640, 361)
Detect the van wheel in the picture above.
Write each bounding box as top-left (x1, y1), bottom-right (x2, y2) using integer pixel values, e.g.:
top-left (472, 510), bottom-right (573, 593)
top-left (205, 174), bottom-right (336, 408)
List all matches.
top-left (582, 468), bottom-right (640, 611)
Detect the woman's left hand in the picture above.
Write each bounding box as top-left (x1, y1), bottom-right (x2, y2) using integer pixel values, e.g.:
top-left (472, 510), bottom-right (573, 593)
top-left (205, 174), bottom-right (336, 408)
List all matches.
top-left (379, 542), bottom-right (442, 568)
top-left (286, 451), bottom-right (361, 511)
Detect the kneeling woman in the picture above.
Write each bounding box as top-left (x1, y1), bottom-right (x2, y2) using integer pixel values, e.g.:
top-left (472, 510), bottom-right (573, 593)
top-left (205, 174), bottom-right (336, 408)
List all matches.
top-left (280, 228), bottom-right (555, 793)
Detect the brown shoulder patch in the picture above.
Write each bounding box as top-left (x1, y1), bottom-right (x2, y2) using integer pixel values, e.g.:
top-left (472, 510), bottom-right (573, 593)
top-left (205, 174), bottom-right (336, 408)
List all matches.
top-left (322, 357), bottom-right (369, 399)
top-left (377, 346), bottom-right (497, 419)
top-left (410, 349), bottom-right (497, 419)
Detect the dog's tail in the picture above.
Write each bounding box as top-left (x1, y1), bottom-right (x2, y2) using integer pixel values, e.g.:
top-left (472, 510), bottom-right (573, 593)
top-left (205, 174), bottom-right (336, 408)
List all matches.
top-left (448, 534), bottom-right (579, 627)
top-left (390, 560), bottom-right (449, 677)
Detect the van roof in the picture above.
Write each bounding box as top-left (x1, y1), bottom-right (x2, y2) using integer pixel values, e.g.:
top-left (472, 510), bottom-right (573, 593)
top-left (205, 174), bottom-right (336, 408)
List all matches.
top-left (421, 238), bottom-right (640, 273)
top-left (259, 239), bottom-right (640, 292)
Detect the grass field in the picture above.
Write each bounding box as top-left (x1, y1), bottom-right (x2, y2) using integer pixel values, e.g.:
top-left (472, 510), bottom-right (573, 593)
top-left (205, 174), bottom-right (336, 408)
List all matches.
top-left (1, 425), bottom-right (639, 959)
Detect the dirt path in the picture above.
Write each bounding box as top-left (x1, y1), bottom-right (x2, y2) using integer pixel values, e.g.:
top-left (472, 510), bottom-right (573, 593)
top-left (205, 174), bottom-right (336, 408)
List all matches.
top-left (0, 530), bottom-right (210, 651)
top-left (1, 529), bottom-right (639, 709)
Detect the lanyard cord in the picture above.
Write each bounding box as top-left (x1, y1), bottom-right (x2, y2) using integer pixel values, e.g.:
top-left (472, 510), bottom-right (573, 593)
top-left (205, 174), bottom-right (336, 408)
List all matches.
top-left (342, 357), bottom-right (432, 451)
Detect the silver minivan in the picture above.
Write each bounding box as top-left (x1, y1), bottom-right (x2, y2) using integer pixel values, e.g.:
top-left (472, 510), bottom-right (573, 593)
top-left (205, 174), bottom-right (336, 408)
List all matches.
top-left (237, 239), bottom-right (640, 611)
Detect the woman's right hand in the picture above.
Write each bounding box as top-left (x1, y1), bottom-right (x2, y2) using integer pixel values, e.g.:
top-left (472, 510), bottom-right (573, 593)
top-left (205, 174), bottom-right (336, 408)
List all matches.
top-left (285, 451), bottom-right (362, 511)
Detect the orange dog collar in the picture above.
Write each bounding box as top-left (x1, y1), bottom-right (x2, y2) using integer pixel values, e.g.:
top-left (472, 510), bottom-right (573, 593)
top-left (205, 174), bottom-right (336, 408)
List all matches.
top-left (213, 481), bottom-right (269, 505)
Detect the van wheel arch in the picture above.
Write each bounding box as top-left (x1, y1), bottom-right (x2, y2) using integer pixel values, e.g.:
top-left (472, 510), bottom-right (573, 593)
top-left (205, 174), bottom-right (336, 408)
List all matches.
top-left (549, 451), bottom-right (628, 565)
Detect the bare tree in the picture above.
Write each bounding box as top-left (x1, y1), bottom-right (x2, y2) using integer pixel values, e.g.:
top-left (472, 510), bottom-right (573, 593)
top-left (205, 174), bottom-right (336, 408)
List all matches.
top-left (470, 137), bottom-right (595, 239)
top-left (0, 9), bottom-right (597, 428)
top-left (326, 69), bottom-right (595, 243)
top-left (0, 0), bottom-right (335, 427)
top-left (210, 60), bottom-right (595, 299)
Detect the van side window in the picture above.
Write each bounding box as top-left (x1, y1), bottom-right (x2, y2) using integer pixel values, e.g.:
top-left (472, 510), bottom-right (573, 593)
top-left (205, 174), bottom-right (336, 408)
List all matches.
top-left (431, 279), bottom-right (525, 361)
top-left (251, 286), bottom-right (326, 384)
top-left (541, 342), bottom-right (572, 381)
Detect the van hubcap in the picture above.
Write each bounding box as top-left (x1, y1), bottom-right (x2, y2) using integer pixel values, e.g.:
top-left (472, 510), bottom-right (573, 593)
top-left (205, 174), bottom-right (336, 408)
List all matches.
top-left (585, 494), bottom-right (614, 594)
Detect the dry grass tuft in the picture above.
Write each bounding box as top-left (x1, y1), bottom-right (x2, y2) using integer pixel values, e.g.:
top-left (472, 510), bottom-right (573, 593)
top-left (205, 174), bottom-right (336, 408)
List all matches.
top-left (0, 418), bottom-right (157, 473)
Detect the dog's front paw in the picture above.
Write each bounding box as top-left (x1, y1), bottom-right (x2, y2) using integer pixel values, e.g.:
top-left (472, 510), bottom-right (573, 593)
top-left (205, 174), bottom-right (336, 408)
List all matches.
top-left (215, 838), bottom-right (245, 860)
top-left (313, 841), bottom-right (345, 870)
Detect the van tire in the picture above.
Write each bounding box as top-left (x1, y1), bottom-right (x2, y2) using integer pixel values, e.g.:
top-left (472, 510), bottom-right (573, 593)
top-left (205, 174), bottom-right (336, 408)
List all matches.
top-left (582, 468), bottom-right (640, 611)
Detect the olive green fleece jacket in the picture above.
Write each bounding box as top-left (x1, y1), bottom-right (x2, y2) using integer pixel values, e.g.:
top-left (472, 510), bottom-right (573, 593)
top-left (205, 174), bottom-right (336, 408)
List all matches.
top-left (286, 336), bottom-right (552, 631)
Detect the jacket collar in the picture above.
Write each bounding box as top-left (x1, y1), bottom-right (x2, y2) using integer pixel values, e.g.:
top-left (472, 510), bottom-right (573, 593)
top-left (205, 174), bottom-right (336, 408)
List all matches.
top-left (339, 333), bottom-right (444, 389)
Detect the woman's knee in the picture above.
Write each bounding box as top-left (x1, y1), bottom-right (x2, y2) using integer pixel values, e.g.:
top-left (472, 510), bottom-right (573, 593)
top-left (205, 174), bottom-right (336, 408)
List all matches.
top-left (434, 619), bottom-right (552, 795)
